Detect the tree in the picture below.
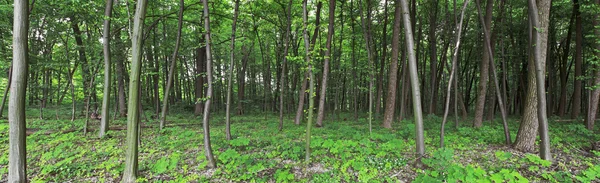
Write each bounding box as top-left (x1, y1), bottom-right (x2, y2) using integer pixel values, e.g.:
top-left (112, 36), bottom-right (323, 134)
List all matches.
top-left (586, 0), bottom-right (600, 130)
top-left (428, 0), bottom-right (439, 115)
top-left (527, 0), bottom-right (552, 161)
top-left (473, 0), bottom-right (493, 128)
top-left (514, 0), bottom-right (550, 152)
top-left (159, 0), bottom-right (185, 130)
top-left (122, 0), bottom-right (148, 181)
top-left (382, 0), bottom-right (402, 129)
top-left (201, 0), bottom-right (217, 168)
top-left (360, 0), bottom-right (374, 134)
top-left (226, 0), bottom-right (240, 140)
top-left (99, 0), bottom-right (114, 138)
top-left (316, 0), bottom-right (336, 127)
top-left (572, 0), bottom-right (583, 119)
top-left (279, 0), bottom-right (293, 131)
top-left (399, 0), bottom-right (425, 158)
top-left (302, 0), bottom-right (316, 162)
top-left (441, 0), bottom-right (470, 148)
top-left (8, 0), bottom-right (29, 181)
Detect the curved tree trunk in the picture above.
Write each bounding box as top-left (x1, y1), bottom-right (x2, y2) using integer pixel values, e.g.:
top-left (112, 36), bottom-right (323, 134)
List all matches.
top-left (201, 0), bottom-right (217, 168)
top-left (226, 0), bottom-right (240, 140)
top-left (99, 0), bottom-right (114, 138)
top-left (122, 0), bottom-right (148, 181)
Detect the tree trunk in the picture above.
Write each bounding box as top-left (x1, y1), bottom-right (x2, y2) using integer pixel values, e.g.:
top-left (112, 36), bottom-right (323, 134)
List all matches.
top-left (195, 47), bottom-right (206, 116)
top-left (201, 0), bottom-right (217, 168)
top-left (360, 0), bottom-right (374, 134)
top-left (294, 2), bottom-right (322, 125)
top-left (316, 0), bottom-right (336, 127)
top-left (279, 0), bottom-right (293, 131)
top-left (428, 0), bottom-right (439, 115)
top-left (572, 0), bottom-right (583, 119)
top-left (122, 0), bottom-right (147, 181)
top-left (527, 0), bottom-right (552, 161)
top-left (375, 0), bottom-right (389, 117)
top-left (441, 0), bottom-right (469, 148)
top-left (159, 0), bottom-right (184, 130)
top-left (8, 0), bottom-right (28, 181)
top-left (400, 0), bottom-right (425, 158)
top-left (99, 0), bottom-right (114, 138)
top-left (382, 0), bottom-right (402, 129)
top-left (225, 0), bottom-right (240, 140)
top-left (473, 0), bottom-right (493, 128)
top-left (302, 0), bottom-right (316, 162)
top-left (0, 66), bottom-right (12, 118)
top-left (585, 0), bottom-right (600, 130)
top-left (514, 0), bottom-right (550, 152)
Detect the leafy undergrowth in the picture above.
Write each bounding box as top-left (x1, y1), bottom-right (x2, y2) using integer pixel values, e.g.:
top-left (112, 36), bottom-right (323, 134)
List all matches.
top-left (0, 108), bottom-right (599, 182)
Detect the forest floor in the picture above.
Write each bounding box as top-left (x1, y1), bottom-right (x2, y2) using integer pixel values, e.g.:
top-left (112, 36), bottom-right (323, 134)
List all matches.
top-left (1, 107), bottom-right (599, 182)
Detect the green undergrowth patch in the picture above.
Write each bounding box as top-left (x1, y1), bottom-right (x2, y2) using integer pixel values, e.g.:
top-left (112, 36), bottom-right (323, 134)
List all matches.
top-left (0, 108), bottom-right (598, 182)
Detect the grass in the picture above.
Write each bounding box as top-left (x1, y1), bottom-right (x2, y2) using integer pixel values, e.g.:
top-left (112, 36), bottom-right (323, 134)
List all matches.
top-left (0, 106), bottom-right (599, 182)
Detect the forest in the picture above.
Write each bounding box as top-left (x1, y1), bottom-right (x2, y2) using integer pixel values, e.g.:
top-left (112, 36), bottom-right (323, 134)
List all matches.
top-left (1, 0), bottom-right (600, 182)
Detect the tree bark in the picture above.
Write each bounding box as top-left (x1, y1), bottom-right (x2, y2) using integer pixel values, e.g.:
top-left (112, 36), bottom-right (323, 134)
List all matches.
top-left (8, 0), bottom-right (28, 181)
top-left (375, 0), bottom-right (389, 117)
top-left (302, 0), bottom-right (316, 162)
top-left (279, 0), bottom-right (293, 131)
top-left (399, 0), bottom-right (425, 157)
top-left (585, 0), bottom-right (600, 130)
top-left (201, 0), bottom-right (217, 168)
top-left (360, 0), bottom-right (375, 134)
top-left (122, 0), bottom-right (147, 181)
top-left (473, 0), bottom-right (493, 128)
top-left (382, 0), bottom-right (402, 129)
top-left (558, 13), bottom-right (574, 117)
top-left (441, 0), bottom-right (469, 148)
top-left (0, 66), bottom-right (12, 118)
top-left (294, 2), bottom-right (322, 125)
top-left (116, 32), bottom-right (127, 117)
top-left (316, 0), bottom-right (336, 127)
top-left (159, 0), bottom-right (184, 130)
top-left (428, 0), bottom-right (439, 115)
top-left (527, 0), bottom-right (552, 161)
top-left (572, 0), bottom-right (583, 119)
top-left (99, 0), bottom-right (114, 138)
top-left (195, 47), bottom-right (206, 116)
top-left (225, 0), bottom-right (240, 140)
top-left (514, 0), bottom-right (550, 152)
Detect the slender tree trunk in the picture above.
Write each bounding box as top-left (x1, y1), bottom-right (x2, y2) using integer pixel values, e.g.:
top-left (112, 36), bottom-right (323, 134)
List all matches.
top-left (441, 0), bottom-right (469, 148)
top-left (572, 0), bottom-right (583, 119)
top-left (279, 0), bottom-right (293, 131)
top-left (0, 66), bottom-right (12, 118)
top-left (316, 0), bottom-right (336, 127)
top-left (294, 2), bottom-right (322, 125)
top-left (159, 0), bottom-right (184, 130)
top-left (201, 0), bottom-right (217, 168)
top-left (382, 0), bottom-right (402, 129)
top-left (99, 0), bottom-right (114, 138)
top-left (514, 0), bottom-right (550, 152)
top-left (527, 0), bottom-right (552, 161)
top-left (400, 0), bottom-right (425, 158)
top-left (302, 0), bottom-right (316, 162)
top-left (122, 0), bottom-right (148, 181)
top-left (475, 0), bottom-right (511, 145)
top-left (428, 0), bottom-right (439, 115)
top-left (195, 47), bottom-right (206, 116)
top-left (585, 0), bottom-right (600, 130)
top-left (375, 0), bottom-right (389, 117)
top-left (473, 0), bottom-right (493, 128)
top-left (225, 0), bottom-right (240, 140)
top-left (8, 0), bottom-right (28, 181)
top-left (360, 0), bottom-right (374, 134)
